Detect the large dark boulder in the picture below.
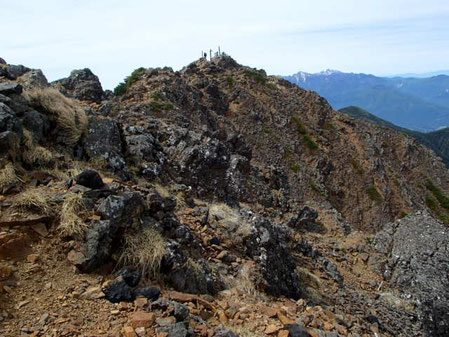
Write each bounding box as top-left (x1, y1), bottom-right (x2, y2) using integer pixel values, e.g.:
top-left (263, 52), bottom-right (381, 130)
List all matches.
top-left (161, 240), bottom-right (223, 295)
top-left (284, 324), bottom-right (310, 337)
top-left (288, 206), bottom-right (321, 232)
top-left (373, 211), bottom-right (449, 336)
top-left (241, 210), bottom-right (302, 299)
top-left (75, 170), bottom-right (105, 189)
top-left (0, 102), bottom-right (21, 134)
top-left (82, 116), bottom-right (126, 174)
top-left (75, 193), bottom-right (146, 271)
top-left (54, 68), bottom-right (104, 103)
top-left (0, 82), bottom-right (22, 96)
top-left (18, 69), bottom-right (48, 89)
top-left (5, 65), bottom-right (30, 80)
top-left (22, 110), bottom-right (50, 142)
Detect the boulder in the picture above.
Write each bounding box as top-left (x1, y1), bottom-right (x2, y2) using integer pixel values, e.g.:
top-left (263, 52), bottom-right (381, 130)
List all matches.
top-left (82, 116), bottom-right (126, 174)
top-left (241, 210), bottom-right (302, 299)
top-left (22, 110), bottom-right (50, 142)
top-left (284, 324), bottom-right (310, 337)
top-left (288, 206), bottom-right (319, 232)
top-left (373, 211), bottom-right (449, 337)
top-left (18, 69), bottom-right (48, 89)
top-left (0, 102), bottom-right (22, 134)
top-left (54, 68), bottom-right (104, 103)
top-left (156, 322), bottom-right (191, 337)
top-left (114, 266), bottom-right (141, 287)
top-left (133, 286), bottom-right (161, 300)
top-left (0, 131), bottom-right (19, 157)
top-left (0, 58), bottom-right (5, 65)
top-left (104, 278), bottom-right (135, 303)
top-left (75, 170), bottom-right (105, 189)
top-left (5, 65), bottom-right (30, 79)
top-left (0, 82), bottom-right (22, 96)
top-left (161, 241), bottom-right (222, 295)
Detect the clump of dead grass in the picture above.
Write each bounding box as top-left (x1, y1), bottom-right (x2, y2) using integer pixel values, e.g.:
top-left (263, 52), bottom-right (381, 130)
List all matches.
top-left (224, 261), bottom-right (260, 296)
top-left (59, 193), bottom-right (87, 237)
top-left (14, 187), bottom-right (54, 215)
top-left (0, 163), bottom-right (19, 190)
top-left (24, 88), bottom-right (88, 145)
top-left (22, 129), bottom-right (53, 166)
top-left (118, 226), bottom-right (166, 279)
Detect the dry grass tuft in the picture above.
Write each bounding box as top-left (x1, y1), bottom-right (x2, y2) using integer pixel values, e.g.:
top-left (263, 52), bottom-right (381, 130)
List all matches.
top-left (22, 129), bottom-right (53, 166)
top-left (224, 261), bottom-right (260, 296)
top-left (14, 187), bottom-right (54, 215)
top-left (0, 163), bottom-right (18, 189)
top-left (119, 227), bottom-right (166, 279)
top-left (24, 88), bottom-right (88, 145)
top-left (59, 193), bottom-right (87, 237)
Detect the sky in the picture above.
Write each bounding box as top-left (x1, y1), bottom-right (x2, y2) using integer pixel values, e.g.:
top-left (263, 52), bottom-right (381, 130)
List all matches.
top-left (1, 0), bottom-right (449, 89)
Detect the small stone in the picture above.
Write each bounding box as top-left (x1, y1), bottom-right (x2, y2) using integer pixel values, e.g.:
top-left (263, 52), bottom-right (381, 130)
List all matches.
top-left (277, 312), bottom-right (296, 326)
top-left (278, 330), bottom-right (290, 337)
top-left (27, 254), bottom-right (39, 263)
top-left (123, 326), bottom-right (137, 337)
top-left (217, 310), bottom-right (228, 324)
top-left (216, 251), bottom-right (228, 260)
top-left (131, 312), bottom-right (155, 328)
top-left (17, 300), bottom-right (30, 308)
top-left (39, 313), bottom-right (49, 325)
top-left (0, 264), bottom-right (12, 280)
top-left (265, 324), bottom-right (280, 334)
top-left (31, 223), bottom-right (48, 237)
top-left (155, 316), bottom-right (176, 326)
top-left (135, 327), bottom-right (146, 336)
top-left (80, 287), bottom-right (105, 300)
top-left (262, 306), bottom-right (279, 318)
top-left (168, 291), bottom-right (195, 303)
top-left (134, 297), bottom-right (148, 308)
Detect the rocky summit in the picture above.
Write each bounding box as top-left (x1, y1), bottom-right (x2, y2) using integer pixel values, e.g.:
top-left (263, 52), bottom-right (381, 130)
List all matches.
top-left (0, 55), bottom-right (448, 337)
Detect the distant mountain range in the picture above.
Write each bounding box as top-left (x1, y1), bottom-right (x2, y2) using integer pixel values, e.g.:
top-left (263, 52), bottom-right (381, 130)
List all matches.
top-left (283, 70), bottom-right (449, 132)
top-left (339, 106), bottom-right (449, 166)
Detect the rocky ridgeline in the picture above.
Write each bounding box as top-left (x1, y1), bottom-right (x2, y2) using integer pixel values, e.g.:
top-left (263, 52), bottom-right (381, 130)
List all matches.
top-left (0, 56), bottom-right (448, 337)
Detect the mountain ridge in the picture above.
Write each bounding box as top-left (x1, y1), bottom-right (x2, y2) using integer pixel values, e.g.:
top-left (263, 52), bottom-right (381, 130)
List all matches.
top-left (283, 70), bottom-right (449, 131)
top-left (0, 55), bottom-right (449, 336)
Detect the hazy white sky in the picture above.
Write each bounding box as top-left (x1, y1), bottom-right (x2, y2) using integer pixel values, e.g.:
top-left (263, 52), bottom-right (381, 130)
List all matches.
top-left (1, 0), bottom-right (449, 89)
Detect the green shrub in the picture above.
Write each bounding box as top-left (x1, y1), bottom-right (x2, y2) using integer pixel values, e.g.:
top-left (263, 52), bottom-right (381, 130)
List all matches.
top-left (289, 163), bottom-right (300, 173)
top-left (266, 82), bottom-right (277, 90)
top-left (113, 67), bottom-right (146, 96)
top-left (151, 91), bottom-right (164, 101)
top-left (303, 134), bottom-right (318, 150)
top-left (425, 194), bottom-right (439, 212)
top-left (243, 70), bottom-right (267, 84)
top-left (226, 76), bottom-right (234, 86)
top-left (366, 186), bottom-right (382, 204)
top-left (351, 159), bottom-right (365, 174)
top-left (425, 179), bottom-right (449, 210)
top-left (292, 115), bottom-right (307, 134)
top-left (438, 213), bottom-right (449, 224)
top-left (323, 121), bottom-right (335, 130)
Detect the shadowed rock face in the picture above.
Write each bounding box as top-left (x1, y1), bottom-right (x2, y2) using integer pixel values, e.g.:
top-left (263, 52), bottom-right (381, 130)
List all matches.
top-left (53, 68), bottom-right (104, 103)
top-left (374, 211), bottom-right (449, 336)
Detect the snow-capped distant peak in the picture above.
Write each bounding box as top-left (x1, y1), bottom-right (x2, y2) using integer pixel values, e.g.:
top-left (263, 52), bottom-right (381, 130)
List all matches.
top-left (318, 69), bottom-right (342, 76)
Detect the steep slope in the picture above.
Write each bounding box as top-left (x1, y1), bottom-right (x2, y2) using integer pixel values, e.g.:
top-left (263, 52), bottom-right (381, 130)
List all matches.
top-left (283, 71), bottom-right (449, 131)
top-left (1, 56), bottom-right (449, 337)
top-left (110, 57), bottom-right (449, 231)
top-left (339, 106), bottom-right (449, 167)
